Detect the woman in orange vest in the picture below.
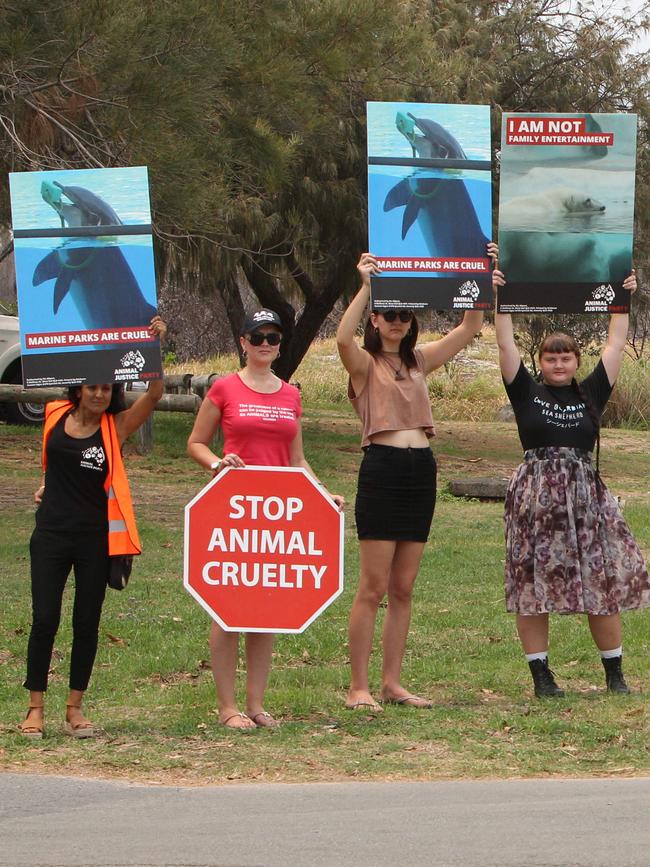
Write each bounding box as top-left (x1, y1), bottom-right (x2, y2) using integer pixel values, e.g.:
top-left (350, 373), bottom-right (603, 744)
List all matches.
top-left (18, 316), bottom-right (166, 739)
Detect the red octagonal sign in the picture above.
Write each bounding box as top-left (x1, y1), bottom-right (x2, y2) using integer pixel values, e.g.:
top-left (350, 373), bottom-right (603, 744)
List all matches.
top-left (184, 466), bottom-right (344, 633)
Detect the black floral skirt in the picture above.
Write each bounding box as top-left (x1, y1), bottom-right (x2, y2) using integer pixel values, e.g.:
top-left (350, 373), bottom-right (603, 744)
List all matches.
top-left (504, 447), bottom-right (650, 615)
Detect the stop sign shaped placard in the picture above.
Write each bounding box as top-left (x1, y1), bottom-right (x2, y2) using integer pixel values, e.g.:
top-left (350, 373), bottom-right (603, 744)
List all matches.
top-left (184, 466), bottom-right (344, 633)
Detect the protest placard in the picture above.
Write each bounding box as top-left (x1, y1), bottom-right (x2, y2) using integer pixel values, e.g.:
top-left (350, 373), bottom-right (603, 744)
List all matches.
top-left (497, 112), bottom-right (637, 314)
top-left (10, 166), bottom-right (162, 386)
top-left (184, 467), bottom-right (344, 633)
top-left (367, 101), bottom-right (492, 312)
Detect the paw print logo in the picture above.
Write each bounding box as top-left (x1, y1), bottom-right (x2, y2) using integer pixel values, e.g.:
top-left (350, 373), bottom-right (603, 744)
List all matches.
top-left (120, 350), bottom-right (146, 371)
top-left (458, 280), bottom-right (480, 301)
top-left (592, 284), bottom-right (615, 304)
top-left (82, 446), bottom-right (105, 467)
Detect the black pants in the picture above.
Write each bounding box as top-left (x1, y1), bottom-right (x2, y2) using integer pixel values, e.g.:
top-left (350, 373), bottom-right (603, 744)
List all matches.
top-left (25, 527), bottom-right (109, 692)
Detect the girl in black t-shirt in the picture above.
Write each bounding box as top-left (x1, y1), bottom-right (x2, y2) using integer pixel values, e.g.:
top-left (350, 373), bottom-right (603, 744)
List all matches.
top-left (493, 269), bottom-right (650, 698)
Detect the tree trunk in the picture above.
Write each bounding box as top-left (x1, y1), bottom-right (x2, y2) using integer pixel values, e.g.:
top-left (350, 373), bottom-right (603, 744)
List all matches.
top-left (274, 283), bottom-right (342, 381)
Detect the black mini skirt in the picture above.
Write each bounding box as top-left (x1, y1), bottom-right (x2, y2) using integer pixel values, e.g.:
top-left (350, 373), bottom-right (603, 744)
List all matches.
top-left (355, 444), bottom-right (437, 542)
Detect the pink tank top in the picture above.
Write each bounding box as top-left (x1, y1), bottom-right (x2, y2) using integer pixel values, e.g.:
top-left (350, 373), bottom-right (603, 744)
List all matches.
top-left (348, 348), bottom-right (435, 448)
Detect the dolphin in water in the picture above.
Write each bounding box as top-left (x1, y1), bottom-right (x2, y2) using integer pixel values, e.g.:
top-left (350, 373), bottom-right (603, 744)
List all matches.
top-left (41, 180), bottom-right (123, 227)
top-left (33, 181), bottom-right (156, 329)
top-left (396, 111), bottom-right (467, 160)
top-left (384, 176), bottom-right (488, 259)
top-left (385, 114), bottom-right (488, 259)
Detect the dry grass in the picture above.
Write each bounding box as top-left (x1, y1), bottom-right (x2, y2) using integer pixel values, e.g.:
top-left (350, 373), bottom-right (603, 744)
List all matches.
top-left (169, 326), bottom-right (650, 429)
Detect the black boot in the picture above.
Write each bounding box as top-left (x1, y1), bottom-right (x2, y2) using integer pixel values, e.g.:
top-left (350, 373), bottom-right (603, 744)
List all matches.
top-left (528, 658), bottom-right (565, 698)
top-left (602, 656), bottom-right (630, 694)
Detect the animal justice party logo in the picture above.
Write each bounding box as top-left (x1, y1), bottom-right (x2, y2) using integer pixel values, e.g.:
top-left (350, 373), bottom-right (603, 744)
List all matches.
top-left (115, 349), bottom-right (146, 379)
top-left (584, 284), bottom-right (615, 312)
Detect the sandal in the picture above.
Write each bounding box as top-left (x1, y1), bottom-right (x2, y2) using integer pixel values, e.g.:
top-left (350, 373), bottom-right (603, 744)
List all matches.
top-left (345, 701), bottom-right (383, 712)
top-left (64, 704), bottom-right (95, 739)
top-left (250, 711), bottom-right (279, 729)
top-left (381, 693), bottom-right (433, 709)
top-left (221, 712), bottom-right (256, 731)
top-left (18, 705), bottom-right (44, 739)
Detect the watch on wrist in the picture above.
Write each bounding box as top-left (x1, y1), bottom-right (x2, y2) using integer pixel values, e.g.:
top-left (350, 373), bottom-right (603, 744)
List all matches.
top-left (210, 460), bottom-right (222, 472)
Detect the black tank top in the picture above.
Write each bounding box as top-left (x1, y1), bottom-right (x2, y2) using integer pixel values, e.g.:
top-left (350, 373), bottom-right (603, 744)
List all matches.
top-left (36, 415), bottom-right (109, 533)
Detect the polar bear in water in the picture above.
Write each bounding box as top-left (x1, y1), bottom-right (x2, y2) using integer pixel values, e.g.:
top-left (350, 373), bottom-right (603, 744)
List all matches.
top-left (500, 187), bottom-right (606, 226)
top-left (500, 231), bottom-right (630, 284)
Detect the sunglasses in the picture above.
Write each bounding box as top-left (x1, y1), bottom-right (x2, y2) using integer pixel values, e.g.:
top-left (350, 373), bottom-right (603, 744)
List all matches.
top-left (247, 332), bottom-right (282, 346)
top-left (381, 310), bottom-right (413, 323)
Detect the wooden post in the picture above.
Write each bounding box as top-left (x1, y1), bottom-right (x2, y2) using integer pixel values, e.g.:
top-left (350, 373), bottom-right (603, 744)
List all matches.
top-left (136, 415), bottom-right (154, 455)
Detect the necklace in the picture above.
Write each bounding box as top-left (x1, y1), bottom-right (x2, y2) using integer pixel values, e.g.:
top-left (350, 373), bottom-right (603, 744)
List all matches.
top-left (381, 352), bottom-right (405, 381)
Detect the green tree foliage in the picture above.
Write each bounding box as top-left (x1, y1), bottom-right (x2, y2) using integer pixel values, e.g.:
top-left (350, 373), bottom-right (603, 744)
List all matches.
top-left (1, 0), bottom-right (649, 374)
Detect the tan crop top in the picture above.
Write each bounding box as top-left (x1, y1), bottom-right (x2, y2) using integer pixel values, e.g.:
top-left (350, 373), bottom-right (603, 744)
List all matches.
top-left (348, 348), bottom-right (435, 447)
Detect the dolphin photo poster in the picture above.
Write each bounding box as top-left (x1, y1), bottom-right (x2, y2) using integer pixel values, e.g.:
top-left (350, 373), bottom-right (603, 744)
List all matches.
top-left (10, 166), bottom-right (162, 387)
top-left (367, 101), bottom-right (492, 312)
top-left (497, 112), bottom-right (637, 314)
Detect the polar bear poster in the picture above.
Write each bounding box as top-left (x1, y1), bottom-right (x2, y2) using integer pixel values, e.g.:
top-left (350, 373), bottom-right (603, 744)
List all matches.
top-left (499, 187), bottom-right (606, 230)
top-left (497, 111), bottom-right (637, 314)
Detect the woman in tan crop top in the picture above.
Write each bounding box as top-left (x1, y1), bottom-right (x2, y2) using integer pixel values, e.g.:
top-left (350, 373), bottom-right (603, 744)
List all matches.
top-left (336, 251), bottom-right (492, 712)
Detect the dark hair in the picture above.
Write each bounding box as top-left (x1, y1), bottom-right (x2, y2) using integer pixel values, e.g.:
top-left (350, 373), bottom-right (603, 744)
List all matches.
top-left (538, 332), bottom-right (581, 364)
top-left (363, 312), bottom-right (419, 370)
top-left (66, 383), bottom-right (126, 415)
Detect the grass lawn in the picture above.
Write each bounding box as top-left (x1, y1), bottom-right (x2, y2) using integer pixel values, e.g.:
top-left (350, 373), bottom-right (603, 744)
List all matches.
top-left (2, 398), bottom-right (650, 785)
top-left (3, 329), bottom-right (650, 785)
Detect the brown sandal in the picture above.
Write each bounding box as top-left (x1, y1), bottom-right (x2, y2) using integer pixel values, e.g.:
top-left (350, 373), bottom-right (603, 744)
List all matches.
top-left (64, 704), bottom-right (95, 739)
top-left (250, 711), bottom-right (279, 729)
top-left (18, 705), bottom-right (44, 739)
top-left (220, 712), bottom-right (256, 731)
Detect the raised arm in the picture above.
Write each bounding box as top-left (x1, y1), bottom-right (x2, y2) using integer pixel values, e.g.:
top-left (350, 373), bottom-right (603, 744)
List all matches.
top-left (418, 242), bottom-right (497, 375)
top-left (336, 254), bottom-right (375, 391)
top-left (418, 309), bottom-right (484, 374)
top-left (114, 316), bottom-right (167, 444)
top-left (492, 269), bottom-right (521, 384)
top-left (601, 271), bottom-right (636, 385)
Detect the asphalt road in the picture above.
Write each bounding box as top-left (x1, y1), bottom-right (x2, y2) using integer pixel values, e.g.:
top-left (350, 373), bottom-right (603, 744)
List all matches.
top-left (2, 773), bottom-right (650, 866)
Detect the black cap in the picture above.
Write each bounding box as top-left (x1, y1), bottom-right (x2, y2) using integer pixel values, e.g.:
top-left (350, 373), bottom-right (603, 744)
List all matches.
top-left (241, 309), bottom-right (283, 335)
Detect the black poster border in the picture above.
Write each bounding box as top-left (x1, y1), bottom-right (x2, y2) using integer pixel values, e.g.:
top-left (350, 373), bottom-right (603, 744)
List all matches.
top-left (497, 280), bottom-right (630, 315)
top-left (370, 275), bottom-right (493, 312)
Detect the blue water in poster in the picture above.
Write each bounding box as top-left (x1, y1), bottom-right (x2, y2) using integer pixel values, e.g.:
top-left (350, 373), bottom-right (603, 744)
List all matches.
top-left (9, 166), bottom-right (151, 230)
top-left (15, 235), bottom-right (157, 354)
top-left (366, 102), bottom-right (492, 309)
top-left (367, 102), bottom-right (491, 161)
top-left (9, 166), bottom-right (161, 385)
top-left (368, 171), bottom-right (491, 275)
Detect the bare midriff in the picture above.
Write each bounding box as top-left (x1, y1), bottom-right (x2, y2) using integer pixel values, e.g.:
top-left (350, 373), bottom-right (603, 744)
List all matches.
top-left (369, 428), bottom-right (430, 448)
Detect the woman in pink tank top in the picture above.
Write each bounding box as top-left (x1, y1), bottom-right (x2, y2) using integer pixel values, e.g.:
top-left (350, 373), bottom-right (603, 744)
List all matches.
top-left (336, 250), bottom-right (494, 712)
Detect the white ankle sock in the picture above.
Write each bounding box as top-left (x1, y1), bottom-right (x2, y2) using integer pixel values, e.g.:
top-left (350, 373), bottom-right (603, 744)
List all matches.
top-left (600, 646), bottom-right (622, 660)
top-left (525, 651), bottom-right (548, 662)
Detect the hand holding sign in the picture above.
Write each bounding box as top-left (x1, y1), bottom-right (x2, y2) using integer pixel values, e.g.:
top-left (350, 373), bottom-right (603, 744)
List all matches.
top-left (184, 466), bottom-right (344, 633)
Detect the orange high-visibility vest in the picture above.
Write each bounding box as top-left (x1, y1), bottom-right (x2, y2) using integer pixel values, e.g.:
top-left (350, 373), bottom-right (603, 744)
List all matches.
top-left (42, 401), bottom-right (142, 556)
